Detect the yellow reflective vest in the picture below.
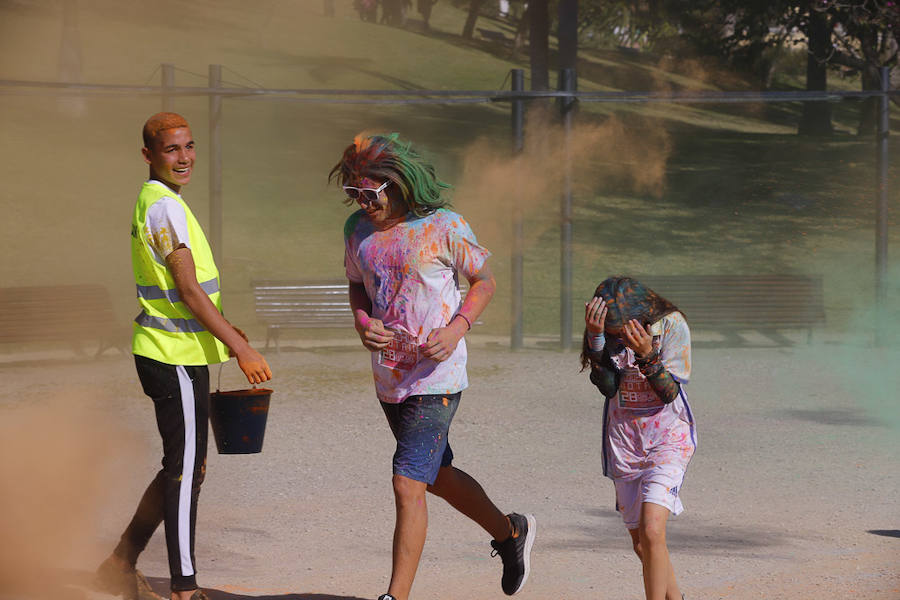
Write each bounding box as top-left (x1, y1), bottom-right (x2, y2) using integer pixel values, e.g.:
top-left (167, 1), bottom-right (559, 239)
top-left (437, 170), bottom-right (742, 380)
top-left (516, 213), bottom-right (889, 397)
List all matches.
top-left (131, 181), bottom-right (229, 365)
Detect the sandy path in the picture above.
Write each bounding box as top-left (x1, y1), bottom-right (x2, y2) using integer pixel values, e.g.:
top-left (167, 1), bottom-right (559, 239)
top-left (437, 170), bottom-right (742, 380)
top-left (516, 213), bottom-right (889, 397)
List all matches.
top-left (1, 337), bottom-right (898, 600)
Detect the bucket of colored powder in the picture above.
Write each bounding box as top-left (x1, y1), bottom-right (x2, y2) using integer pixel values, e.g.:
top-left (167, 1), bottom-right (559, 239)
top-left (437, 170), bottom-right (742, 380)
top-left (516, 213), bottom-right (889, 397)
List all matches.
top-left (209, 385), bottom-right (272, 454)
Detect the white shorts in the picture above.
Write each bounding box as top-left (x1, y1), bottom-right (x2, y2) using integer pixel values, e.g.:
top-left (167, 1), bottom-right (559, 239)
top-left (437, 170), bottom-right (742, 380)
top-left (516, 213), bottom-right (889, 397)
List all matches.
top-left (614, 469), bottom-right (685, 530)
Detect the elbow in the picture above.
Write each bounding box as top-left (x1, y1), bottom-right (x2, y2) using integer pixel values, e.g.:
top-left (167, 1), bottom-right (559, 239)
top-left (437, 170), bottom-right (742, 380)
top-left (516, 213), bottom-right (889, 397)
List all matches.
top-left (590, 367), bottom-right (619, 398)
top-left (178, 283), bottom-right (208, 312)
top-left (659, 382), bottom-right (681, 404)
top-left (483, 276), bottom-right (496, 299)
top-left (476, 275), bottom-right (496, 300)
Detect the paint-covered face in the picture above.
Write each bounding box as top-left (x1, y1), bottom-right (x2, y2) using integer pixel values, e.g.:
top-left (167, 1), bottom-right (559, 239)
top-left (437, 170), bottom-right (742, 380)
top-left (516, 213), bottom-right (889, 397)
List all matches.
top-left (142, 127), bottom-right (195, 192)
top-left (352, 176), bottom-right (405, 226)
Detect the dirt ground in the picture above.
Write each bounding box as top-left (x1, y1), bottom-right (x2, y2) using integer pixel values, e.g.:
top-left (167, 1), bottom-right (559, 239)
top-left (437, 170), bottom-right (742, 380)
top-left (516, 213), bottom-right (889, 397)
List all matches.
top-left (1, 333), bottom-right (899, 600)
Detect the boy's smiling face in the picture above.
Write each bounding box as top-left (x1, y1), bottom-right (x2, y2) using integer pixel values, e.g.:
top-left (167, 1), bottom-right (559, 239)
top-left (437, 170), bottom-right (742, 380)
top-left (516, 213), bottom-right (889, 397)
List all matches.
top-left (142, 126), bottom-right (195, 192)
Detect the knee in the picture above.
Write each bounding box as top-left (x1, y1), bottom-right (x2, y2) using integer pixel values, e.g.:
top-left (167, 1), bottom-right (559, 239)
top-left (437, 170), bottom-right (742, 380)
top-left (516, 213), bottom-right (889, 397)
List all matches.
top-left (392, 475), bottom-right (426, 507)
top-left (639, 519), bottom-right (667, 548)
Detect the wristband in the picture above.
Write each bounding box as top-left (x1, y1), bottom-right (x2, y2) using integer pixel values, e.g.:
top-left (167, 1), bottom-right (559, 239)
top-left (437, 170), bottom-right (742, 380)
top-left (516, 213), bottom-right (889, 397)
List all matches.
top-left (454, 313), bottom-right (472, 331)
top-left (589, 333), bottom-right (605, 351)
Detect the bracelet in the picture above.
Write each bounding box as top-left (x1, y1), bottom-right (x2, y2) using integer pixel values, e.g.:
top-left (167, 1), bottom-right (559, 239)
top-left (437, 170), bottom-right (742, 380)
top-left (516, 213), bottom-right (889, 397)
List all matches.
top-left (454, 313), bottom-right (472, 331)
top-left (589, 333), bottom-right (605, 352)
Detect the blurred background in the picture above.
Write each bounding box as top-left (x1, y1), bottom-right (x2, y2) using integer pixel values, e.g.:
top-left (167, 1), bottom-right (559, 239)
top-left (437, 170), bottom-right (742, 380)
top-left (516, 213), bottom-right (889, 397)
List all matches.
top-left (1, 0), bottom-right (898, 352)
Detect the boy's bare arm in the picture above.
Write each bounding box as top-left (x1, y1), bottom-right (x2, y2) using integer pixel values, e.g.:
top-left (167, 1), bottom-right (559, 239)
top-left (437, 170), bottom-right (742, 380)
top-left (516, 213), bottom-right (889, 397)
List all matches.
top-left (458, 261), bottom-right (496, 325)
top-left (422, 261), bottom-right (495, 361)
top-left (166, 246), bottom-right (271, 384)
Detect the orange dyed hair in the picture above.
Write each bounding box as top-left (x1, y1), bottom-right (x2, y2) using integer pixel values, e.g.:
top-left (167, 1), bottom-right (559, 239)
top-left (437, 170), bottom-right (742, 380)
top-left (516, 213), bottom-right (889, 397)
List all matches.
top-left (142, 112), bottom-right (190, 148)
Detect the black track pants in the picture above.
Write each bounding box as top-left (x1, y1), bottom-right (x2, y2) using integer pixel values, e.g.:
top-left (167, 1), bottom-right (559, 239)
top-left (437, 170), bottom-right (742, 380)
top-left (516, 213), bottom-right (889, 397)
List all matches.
top-left (115, 355), bottom-right (209, 592)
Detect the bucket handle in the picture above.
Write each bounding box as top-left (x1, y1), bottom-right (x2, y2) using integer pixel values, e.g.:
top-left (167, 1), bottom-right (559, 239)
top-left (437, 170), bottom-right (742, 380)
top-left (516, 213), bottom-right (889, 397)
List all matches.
top-left (216, 360), bottom-right (258, 393)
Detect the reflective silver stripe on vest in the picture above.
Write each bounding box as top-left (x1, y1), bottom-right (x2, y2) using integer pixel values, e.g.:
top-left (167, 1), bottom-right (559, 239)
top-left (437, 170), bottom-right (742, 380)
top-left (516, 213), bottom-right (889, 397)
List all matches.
top-left (134, 311), bottom-right (207, 333)
top-left (136, 277), bottom-right (220, 303)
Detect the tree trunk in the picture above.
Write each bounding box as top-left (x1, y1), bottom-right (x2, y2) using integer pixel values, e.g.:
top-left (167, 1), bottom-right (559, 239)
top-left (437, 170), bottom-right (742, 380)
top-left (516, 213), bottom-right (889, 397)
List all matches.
top-left (798, 10), bottom-right (833, 136)
top-left (557, 0), bottom-right (577, 72)
top-left (513, 4), bottom-right (530, 55)
top-left (462, 0), bottom-right (486, 39)
top-left (856, 27), bottom-right (883, 135)
top-left (858, 64), bottom-right (881, 135)
top-left (529, 0), bottom-right (550, 91)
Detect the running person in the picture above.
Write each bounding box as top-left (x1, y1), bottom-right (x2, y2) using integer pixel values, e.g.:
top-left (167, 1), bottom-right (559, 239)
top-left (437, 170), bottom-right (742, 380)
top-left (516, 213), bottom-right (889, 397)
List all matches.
top-left (581, 276), bottom-right (695, 600)
top-left (331, 133), bottom-right (535, 600)
top-left (95, 112), bottom-right (272, 600)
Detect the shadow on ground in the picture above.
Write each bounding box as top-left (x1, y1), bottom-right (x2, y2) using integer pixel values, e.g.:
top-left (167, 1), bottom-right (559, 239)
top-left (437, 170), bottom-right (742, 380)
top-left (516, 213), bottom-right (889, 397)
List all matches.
top-left (868, 529), bottom-right (900, 539)
top-left (781, 408), bottom-right (886, 427)
top-left (201, 592), bottom-right (367, 600)
top-left (20, 569), bottom-right (369, 600)
top-left (539, 507), bottom-right (793, 558)
top-left (142, 576), bottom-right (369, 600)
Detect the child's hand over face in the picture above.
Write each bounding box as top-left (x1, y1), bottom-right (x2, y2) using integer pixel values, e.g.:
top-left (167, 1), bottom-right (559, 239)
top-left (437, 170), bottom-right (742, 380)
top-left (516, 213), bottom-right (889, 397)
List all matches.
top-left (584, 296), bottom-right (608, 334)
top-left (622, 319), bottom-right (653, 357)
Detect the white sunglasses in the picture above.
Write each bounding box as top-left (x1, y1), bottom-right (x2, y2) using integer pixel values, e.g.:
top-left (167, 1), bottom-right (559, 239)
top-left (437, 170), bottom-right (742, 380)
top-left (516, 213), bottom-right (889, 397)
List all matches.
top-left (343, 180), bottom-right (391, 205)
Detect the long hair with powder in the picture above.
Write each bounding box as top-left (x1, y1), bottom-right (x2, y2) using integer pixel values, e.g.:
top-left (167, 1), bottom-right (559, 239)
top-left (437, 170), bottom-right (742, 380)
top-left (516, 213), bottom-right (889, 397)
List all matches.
top-left (579, 276), bottom-right (682, 371)
top-left (328, 132), bottom-right (451, 217)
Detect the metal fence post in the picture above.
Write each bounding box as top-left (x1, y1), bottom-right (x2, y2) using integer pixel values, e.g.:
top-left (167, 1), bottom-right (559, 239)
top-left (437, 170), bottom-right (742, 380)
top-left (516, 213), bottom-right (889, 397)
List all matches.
top-left (511, 69), bottom-right (525, 350)
top-left (161, 63), bottom-right (174, 112)
top-left (209, 64), bottom-right (223, 269)
top-left (559, 68), bottom-right (576, 350)
top-left (875, 66), bottom-right (890, 347)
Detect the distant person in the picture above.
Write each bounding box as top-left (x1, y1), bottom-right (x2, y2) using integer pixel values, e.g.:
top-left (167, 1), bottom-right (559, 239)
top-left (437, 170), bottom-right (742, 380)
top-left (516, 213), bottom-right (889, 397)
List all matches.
top-left (581, 276), bottom-right (695, 600)
top-left (381, 0), bottom-right (410, 25)
top-left (354, 0), bottom-right (377, 22)
top-left (417, 0), bottom-right (437, 29)
top-left (94, 112), bottom-right (272, 600)
top-left (331, 133), bottom-right (536, 600)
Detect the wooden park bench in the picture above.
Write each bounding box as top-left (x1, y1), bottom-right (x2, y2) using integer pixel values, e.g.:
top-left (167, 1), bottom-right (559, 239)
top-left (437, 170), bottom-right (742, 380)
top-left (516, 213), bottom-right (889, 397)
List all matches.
top-left (0, 284), bottom-right (127, 357)
top-left (638, 274), bottom-right (825, 345)
top-left (252, 279), bottom-right (475, 353)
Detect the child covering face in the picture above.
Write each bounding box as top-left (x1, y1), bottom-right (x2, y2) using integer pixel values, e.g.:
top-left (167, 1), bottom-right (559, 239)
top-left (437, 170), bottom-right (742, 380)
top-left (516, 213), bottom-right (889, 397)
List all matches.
top-left (582, 276), bottom-right (695, 600)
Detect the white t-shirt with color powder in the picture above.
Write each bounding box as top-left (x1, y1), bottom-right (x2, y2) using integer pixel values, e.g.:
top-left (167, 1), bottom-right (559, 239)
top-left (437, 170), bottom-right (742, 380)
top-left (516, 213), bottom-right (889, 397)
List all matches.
top-left (344, 208), bottom-right (491, 403)
top-left (142, 180), bottom-right (191, 262)
top-left (603, 311), bottom-right (697, 481)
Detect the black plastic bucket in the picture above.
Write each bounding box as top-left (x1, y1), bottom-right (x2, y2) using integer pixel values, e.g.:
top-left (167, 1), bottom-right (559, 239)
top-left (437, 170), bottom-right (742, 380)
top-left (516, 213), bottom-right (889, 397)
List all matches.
top-left (209, 387), bottom-right (272, 454)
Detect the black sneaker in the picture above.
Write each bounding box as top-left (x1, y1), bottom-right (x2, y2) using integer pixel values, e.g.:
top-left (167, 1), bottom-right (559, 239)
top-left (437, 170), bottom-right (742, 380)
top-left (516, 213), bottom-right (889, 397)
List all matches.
top-left (490, 512), bottom-right (536, 595)
top-left (377, 595), bottom-right (397, 600)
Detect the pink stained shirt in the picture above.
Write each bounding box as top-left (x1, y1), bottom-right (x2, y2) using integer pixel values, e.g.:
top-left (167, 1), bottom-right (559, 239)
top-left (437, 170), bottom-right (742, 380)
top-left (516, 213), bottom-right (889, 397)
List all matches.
top-left (603, 311), bottom-right (697, 481)
top-left (344, 208), bottom-right (491, 403)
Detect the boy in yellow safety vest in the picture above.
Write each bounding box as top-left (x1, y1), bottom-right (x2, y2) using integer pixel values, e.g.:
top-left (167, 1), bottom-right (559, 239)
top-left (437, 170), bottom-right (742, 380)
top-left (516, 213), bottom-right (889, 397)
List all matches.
top-left (95, 112), bottom-right (272, 600)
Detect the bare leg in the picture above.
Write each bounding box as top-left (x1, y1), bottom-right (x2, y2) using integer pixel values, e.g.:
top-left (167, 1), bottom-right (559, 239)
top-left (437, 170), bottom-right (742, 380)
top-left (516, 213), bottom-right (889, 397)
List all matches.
top-left (637, 502), bottom-right (681, 600)
top-left (387, 474), bottom-right (429, 600)
top-left (427, 465), bottom-right (511, 541)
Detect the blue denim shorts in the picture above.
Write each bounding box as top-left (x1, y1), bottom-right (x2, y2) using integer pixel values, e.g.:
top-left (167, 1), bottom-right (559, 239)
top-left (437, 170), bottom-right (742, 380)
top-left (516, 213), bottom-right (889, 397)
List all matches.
top-left (380, 392), bottom-right (461, 485)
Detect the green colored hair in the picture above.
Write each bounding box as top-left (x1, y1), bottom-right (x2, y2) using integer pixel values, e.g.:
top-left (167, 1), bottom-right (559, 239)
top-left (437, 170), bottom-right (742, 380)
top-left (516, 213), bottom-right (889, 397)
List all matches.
top-left (328, 132), bottom-right (451, 217)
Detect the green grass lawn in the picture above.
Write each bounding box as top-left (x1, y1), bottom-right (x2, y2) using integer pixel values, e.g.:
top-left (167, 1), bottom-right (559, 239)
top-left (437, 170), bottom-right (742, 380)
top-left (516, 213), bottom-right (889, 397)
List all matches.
top-left (1, 0), bottom-right (898, 347)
